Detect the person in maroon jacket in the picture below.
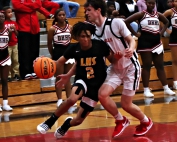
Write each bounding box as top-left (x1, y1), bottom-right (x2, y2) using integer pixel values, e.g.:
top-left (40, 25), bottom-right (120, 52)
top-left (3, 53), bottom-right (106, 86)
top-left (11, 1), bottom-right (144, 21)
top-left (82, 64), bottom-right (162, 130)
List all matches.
top-left (12, 0), bottom-right (41, 80)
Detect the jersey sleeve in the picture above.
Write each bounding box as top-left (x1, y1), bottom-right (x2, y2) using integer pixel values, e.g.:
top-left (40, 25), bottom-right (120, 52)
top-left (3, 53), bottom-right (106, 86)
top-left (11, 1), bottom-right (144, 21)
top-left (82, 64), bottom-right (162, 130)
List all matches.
top-left (112, 19), bottom-right (131, 38)
top-left (63, 43), bottom-right (77, 59)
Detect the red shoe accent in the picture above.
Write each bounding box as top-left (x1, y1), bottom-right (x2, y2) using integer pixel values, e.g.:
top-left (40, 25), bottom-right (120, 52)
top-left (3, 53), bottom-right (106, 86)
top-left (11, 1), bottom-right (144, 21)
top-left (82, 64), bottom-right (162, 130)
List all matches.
top-left (112, 116), bottom-right (130, 138)
top-left (134, 118), bottom-right (153, 136)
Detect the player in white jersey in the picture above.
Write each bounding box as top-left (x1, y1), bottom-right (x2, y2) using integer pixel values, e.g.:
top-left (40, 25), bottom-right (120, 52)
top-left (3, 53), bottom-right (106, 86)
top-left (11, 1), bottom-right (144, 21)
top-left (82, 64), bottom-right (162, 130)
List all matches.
top-left (84, 0), bottom-right (153, 137)
top-left (163, 0), bottom-right (177, 90)
top-left (48, 9), bottom-right (74, 107)
top-left (125, 0), bottom-right (175, 98)
top-left (0, 12), bottom-right (13, 111)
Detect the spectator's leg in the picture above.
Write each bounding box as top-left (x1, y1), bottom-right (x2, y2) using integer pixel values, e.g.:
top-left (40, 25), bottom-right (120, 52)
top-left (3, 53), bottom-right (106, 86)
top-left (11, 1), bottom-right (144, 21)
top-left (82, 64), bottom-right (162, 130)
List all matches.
top-left (60, 2), bottom-right (71, 18)
top-left (68, 1), bottom-right (80, 18)
top-left (18, 32), bottom-right (32, 79)
top-left (30, 33), bottom-right (40, 74)
top-left (11, 44), bottom-right (20, 78)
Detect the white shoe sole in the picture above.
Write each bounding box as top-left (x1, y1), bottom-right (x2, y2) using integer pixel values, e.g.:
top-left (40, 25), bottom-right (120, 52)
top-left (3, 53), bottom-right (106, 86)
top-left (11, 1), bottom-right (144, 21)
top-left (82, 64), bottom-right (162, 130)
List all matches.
top-left (37, 125), bottom-right (47, 134)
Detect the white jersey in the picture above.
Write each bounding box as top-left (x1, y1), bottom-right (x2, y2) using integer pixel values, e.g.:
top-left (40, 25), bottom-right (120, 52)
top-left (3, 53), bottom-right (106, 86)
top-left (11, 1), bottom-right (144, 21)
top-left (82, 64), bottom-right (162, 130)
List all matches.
top-left (94, 18), bottom-right (139, 69)
top-left (171, 8), bottom-right (177, 29)
top-left (53, 24), bottom-right (71, 46)
top-left (140, 11), bottom-right (160, 34)
top-left (0, 27), bottom-right (9, 50)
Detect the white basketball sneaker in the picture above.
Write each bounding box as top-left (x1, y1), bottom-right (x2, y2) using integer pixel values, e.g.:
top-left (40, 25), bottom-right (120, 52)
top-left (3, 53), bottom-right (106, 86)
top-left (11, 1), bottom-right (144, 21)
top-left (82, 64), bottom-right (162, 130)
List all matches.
top-left (164, 88), bottom-right (176, 95)
top-left (143, 89), bottom-right (154, 97)
top-left (2, 105), bottom-right (13, 111)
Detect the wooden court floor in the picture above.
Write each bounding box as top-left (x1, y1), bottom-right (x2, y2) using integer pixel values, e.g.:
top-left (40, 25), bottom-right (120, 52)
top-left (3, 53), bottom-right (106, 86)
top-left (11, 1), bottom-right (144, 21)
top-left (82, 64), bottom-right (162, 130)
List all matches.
top-left (0, 90), bottom-right (177, 142)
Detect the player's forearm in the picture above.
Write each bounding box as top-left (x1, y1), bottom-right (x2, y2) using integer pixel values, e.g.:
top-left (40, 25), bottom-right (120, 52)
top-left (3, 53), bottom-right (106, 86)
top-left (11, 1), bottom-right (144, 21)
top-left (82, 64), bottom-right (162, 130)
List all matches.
top-left (67, 63), bottom-right (76, 77)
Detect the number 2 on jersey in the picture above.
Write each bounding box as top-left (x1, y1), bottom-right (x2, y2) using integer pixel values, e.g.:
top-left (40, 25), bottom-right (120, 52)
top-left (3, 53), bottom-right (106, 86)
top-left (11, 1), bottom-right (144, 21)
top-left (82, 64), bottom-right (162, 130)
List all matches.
top-left (86, 67), bottom-right (94, 79)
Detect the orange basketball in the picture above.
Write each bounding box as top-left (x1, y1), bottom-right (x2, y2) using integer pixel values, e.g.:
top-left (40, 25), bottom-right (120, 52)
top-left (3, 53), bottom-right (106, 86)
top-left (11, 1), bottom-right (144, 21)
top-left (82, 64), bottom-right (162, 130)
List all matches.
top-left (33, 57), bottom-right (56, 79)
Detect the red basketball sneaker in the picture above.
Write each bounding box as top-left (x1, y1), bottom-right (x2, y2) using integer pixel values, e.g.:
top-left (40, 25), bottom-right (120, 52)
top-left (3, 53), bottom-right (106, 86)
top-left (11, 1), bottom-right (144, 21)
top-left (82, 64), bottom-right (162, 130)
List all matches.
top-left (112, 116), bottom-right (130, 138)
top-left (134, 118), bottom-right (153, 136)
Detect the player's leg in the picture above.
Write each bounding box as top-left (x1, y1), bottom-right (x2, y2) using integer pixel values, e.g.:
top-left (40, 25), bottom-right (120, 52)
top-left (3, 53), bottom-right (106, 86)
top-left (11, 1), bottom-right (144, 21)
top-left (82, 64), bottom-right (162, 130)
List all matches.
top-left (54, 103), bottom-right (93, 138)
top-left (37, 80), bottom-right (86, 134)
top-left (140, 52), bottom-right (154, 97)
top-left (122, 63), bottom-right (153, 136)
top-left (98, 66), bottom-right (129, 138)
top-left (152, 52), bottom-right (175, 95)
top-left (121, 92), bottom-right (153, 136)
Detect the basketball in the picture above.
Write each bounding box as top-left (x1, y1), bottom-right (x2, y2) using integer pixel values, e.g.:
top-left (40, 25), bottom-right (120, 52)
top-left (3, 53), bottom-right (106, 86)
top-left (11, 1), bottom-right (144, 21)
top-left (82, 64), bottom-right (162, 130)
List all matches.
top-left (33, 57), bottom-right (56, 79)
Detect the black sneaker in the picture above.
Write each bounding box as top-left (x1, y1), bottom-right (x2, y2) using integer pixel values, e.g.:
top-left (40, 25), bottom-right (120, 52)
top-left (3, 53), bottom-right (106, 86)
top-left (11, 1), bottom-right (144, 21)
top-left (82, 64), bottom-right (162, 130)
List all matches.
top-left (8, 77), bottom-right (13, 82)
top-left (13, 74), bottom-right (22, 81)
top-left (54, 117), bottom-right (73, 138)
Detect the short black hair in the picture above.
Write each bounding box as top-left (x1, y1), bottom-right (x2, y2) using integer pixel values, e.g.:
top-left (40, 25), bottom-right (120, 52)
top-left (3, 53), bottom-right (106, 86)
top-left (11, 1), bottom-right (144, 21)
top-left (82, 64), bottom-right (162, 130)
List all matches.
top-left (2, 6), bottom-right (11, 11)
top-left (72, 22), bottom-right (96, 39)
top-left (84, 0), bottom-right (107, 16)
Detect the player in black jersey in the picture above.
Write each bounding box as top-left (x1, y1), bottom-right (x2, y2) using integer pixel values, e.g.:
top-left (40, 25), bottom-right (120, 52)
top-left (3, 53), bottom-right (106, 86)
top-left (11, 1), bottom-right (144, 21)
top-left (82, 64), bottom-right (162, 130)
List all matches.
top-left (37, 22), bottom-right (114, 138)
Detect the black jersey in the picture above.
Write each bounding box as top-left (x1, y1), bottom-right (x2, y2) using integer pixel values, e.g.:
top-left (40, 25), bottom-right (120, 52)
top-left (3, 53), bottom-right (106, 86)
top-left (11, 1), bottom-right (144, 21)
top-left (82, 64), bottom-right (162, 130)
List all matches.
top-left (64, 39), bottom-right (110, 88)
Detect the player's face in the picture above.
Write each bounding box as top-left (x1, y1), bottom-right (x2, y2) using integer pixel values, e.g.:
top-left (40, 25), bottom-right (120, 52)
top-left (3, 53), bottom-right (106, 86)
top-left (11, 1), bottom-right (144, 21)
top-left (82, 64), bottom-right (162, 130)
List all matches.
top-left (5, 9), bottom-right (13, 19)
top-left (57, 11), bottom-right (66, 23)
top-left (78, 30), bottom-right (92, 49)
top-left (146, 0), bottom-right (156, 11)
top-left (85, 5), bottom-right (100, 23)
top-left (0, 13), bottom-right (5, 24)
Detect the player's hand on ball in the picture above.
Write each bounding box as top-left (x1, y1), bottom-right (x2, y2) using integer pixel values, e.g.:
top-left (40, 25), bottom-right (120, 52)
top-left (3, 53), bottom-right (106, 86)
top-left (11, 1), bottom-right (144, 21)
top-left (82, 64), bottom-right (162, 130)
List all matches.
top-left (56, 74), bottom-right (70, 88)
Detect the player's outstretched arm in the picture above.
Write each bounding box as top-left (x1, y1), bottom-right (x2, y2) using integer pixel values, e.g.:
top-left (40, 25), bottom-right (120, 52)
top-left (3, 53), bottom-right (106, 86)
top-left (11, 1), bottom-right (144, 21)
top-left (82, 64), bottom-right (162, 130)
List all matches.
top-left (56, 62), bottom-right (77, 88)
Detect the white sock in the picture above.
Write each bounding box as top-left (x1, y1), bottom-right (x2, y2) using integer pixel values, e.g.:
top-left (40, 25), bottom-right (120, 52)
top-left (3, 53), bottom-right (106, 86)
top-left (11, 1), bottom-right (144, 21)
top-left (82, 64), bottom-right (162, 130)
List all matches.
top-left (58, 99), bottom-right (62, 102)
top-left (144, 87), bottom-right (150, 92)
top-left (3, 100), bottom-right (8, 106)
top-left (114, 112), bottom-right (123, 120)
top-left (140, 115), bottom-right (149, 122)
top-left (163, 85), bottom-right (169, 90)
top-left (173, 81), bottom-right (177, 86)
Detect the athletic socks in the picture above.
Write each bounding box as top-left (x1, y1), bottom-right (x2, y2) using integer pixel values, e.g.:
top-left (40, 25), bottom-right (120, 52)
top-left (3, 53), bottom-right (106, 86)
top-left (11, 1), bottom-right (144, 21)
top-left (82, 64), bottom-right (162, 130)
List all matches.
top-left (140, 115), bottom-right (149, 123)
top-left (60, 117), bottom-right (72, 131)
top-left (45, 113), bottom-right (59, 128)
top-left (114, 112), bottom-right (124, 120)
